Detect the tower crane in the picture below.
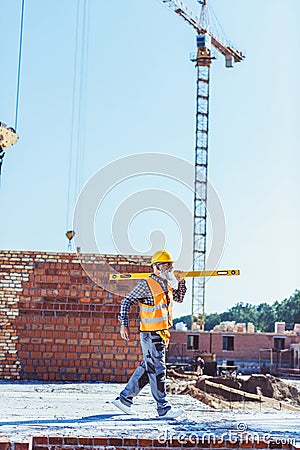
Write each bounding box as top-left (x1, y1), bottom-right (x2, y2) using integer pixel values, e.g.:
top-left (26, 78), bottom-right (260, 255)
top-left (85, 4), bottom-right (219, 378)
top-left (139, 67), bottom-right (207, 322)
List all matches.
top-left (160, 0), bottom-right (244, 330)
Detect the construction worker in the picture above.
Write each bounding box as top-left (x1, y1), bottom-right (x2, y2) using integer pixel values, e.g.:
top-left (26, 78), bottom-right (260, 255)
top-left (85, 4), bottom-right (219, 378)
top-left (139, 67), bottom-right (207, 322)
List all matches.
top-left (112, 250), bottom-right (186, 419)
top-left (196, 356), bottom-right (205, 376)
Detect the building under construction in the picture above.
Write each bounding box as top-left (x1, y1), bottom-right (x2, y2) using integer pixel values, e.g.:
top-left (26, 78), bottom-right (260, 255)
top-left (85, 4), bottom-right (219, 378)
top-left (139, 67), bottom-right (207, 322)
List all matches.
top-left (1, 249), bottom-right (299, 382)
top-left (167, 325), bottom-right (300, 378)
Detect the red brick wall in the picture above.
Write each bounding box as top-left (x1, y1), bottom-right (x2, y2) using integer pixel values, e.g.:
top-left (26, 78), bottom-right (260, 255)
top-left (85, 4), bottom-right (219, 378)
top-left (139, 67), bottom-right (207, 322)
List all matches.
top-left (0, 251), bottom-right (34, 379)
top-left (0, 250), bottom-right (150, 382)
top-left (2, 250), bottom-right (299, 381)
top-left (0, 435), bottom-right (296, 450)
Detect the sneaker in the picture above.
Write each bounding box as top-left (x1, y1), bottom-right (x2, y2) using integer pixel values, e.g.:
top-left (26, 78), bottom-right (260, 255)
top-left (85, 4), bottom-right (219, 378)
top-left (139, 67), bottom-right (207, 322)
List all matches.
top-left (111, 397), bottom-right (133, 415)
top-left (158, 407), bottom-right (184, 419)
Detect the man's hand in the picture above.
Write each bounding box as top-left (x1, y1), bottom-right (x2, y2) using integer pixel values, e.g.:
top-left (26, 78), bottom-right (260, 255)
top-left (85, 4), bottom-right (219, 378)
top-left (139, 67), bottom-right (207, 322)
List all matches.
top-left (120, 325), bottom-right (130, 341)
top-left (175, 270), bottom-right (185, 283)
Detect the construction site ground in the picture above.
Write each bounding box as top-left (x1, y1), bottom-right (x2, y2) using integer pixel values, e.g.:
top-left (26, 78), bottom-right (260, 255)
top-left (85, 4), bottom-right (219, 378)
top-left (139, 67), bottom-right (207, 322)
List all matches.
top-left (0, 377), bottom-right (300, 444)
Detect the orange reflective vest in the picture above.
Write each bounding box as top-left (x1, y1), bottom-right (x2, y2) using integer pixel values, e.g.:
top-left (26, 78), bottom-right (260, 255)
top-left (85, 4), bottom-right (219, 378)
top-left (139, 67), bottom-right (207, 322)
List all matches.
top-left (139, 278), bottom-right (173, 332)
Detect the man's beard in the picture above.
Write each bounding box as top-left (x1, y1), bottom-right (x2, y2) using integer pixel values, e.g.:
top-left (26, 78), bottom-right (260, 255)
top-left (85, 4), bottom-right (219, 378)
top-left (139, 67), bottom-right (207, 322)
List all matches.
top-left (159, 268), bottom-right (178, 289)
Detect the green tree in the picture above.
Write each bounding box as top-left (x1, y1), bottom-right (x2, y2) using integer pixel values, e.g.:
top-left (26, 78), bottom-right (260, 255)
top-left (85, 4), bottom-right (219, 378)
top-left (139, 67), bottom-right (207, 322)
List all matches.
top-left (274, 290), bottom-right (300, 330)
top-left (204, 312), bottom-right (221, 331)
top-left (219, 302), bottom-right (257, 325)
top-left (255, 303), bottom-right (276, 332)
top-left (174, 290), bottom-right (300, 332)
top-left (173, 315), bottom-right (191, 330)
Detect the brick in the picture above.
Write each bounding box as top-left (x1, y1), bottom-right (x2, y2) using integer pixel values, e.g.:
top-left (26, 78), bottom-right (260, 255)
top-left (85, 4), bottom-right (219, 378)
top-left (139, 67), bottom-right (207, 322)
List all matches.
top-left (93, 437), bottom-right (110, 446)
top-left (210, 440), bottom-right (227, 448)
top-left (78, 437), bottom-right (93, 445)
top-left (32, 437), bottom-right (48, 445)
top-left (240, 441), bottom-right (255, 448)
top-left (122, 437), bottom-right (138, 447)
top-left (190, 437), bottom-right (211, 448)
top-left (269, 443), bottom-right (283, 449)
top-left (138, 438), bottom-right (153, 447)
top-left (32, 445), bottom-right (49, 450)
top-left (154, 441), bottom-right (171, 448)
top-left (226, 439), bottom-right (242, 448)
top-left (109, 437), bottom-right (123, 446)
top-left (255, 441), bottom-right (270, 449)
top-left (48, 437), bottom-right (63, 445)
top-left (0, 443), bottom-right (10, 450)
top-left (14, 443), bottom-right (30, 450)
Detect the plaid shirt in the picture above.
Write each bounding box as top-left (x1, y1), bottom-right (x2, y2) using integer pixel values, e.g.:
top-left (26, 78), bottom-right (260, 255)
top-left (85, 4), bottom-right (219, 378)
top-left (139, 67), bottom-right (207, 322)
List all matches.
top-left (119, 274), bottom-right (187, 327)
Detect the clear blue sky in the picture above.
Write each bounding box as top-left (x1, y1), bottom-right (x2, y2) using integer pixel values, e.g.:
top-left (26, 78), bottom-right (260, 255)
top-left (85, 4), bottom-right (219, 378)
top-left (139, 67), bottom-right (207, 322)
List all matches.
top-left (1, 0), bottom-right (299, 319)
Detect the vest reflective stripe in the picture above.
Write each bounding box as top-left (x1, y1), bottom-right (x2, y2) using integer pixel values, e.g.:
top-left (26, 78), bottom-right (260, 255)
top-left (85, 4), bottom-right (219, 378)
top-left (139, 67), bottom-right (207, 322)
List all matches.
top-left (139, 277), bottom-right (173, 332)
top-left (140, 316), bottom-right (169, 324)
top-left (139, 304), bottom-right (168, 313)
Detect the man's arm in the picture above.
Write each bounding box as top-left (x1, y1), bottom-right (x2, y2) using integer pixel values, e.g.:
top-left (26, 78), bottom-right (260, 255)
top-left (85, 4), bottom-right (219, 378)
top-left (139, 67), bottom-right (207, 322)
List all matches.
top-left (118, 279), bottom-right (152, 340)
top-left (172, 280), bottom-right (187, 303)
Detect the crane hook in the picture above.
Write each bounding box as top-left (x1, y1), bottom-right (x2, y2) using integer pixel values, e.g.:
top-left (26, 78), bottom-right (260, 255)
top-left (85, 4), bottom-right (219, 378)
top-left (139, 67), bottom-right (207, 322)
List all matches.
top-left (66, 230), bottom-right (76, 251)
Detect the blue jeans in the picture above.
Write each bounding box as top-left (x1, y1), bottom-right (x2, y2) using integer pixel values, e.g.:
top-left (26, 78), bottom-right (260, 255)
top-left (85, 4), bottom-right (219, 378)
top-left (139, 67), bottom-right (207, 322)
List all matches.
top-left (119, 331), bottom-right (170, 415)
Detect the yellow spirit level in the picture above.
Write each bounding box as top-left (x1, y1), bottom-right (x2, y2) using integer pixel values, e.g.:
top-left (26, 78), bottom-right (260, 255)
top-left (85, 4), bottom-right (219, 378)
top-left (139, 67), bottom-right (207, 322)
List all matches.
top-left (109, 269), bottom-right (240, 280)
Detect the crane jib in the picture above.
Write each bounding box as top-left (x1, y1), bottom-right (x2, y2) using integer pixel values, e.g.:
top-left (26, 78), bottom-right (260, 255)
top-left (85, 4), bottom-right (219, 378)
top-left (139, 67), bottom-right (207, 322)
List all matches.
top-left (161, 0), bottom-right (244, 64)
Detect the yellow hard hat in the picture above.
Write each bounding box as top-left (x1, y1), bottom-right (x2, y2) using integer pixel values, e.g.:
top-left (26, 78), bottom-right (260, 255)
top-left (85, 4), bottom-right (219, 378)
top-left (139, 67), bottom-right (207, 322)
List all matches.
top-left (151, 250), bottom-right (174, 265)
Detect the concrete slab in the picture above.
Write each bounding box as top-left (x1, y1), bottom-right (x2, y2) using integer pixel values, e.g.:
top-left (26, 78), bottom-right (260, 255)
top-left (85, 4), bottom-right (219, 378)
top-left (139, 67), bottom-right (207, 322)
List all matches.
top-left (0, 382), bottom-right (300, 444)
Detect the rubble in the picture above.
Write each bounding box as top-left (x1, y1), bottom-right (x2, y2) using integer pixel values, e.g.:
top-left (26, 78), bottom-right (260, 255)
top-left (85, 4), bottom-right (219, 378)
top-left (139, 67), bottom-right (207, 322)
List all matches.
top-left (212, 321), bottom-right (255, 333)
top-left (167, 370), bottom-right (300, 411)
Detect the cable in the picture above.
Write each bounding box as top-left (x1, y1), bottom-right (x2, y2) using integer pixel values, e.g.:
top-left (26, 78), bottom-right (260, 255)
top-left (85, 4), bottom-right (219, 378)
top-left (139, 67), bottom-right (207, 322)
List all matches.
top-left (15, 0), bottom-right (25, 132)
top-left (66, 0), bottom-right (81, 233)
top-left (65, 0), bottom-right (90, 250)
top-left (209, 2), bottom-right (228, 46)
top-left (75, 0), bottom-right (90, 202)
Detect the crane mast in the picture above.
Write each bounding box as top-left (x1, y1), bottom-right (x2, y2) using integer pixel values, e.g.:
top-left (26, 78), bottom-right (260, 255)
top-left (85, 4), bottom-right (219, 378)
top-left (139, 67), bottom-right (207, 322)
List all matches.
top-left (160, 0), bottom-right (244, 330)
top-left (192, 32), bottom-right (213, 332)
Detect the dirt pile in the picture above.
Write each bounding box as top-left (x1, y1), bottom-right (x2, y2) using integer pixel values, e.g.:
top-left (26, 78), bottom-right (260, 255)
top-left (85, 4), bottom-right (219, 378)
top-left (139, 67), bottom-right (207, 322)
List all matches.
top-left (166, 370), bottom-right (300, 410)
top-left (244, 374), bottom-right (300, 405)
top-left (197, 374), bottom-right (300, 405)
